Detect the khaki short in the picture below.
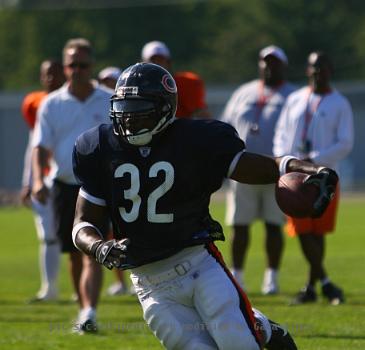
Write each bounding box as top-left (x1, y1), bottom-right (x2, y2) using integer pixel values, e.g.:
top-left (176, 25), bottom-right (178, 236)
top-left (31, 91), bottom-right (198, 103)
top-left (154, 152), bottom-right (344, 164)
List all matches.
top-left (225, 181), bottom-right (285, 226)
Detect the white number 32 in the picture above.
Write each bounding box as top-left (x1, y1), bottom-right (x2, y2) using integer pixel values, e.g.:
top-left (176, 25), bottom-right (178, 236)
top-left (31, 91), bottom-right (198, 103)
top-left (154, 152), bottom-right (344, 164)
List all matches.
top-left (114, 161), bottom-right (174, 223)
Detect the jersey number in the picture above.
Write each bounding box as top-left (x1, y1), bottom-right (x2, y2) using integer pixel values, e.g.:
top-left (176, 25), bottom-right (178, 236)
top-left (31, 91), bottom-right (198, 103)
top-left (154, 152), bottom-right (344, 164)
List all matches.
top-left (114, 162), bottom-right (174, 223)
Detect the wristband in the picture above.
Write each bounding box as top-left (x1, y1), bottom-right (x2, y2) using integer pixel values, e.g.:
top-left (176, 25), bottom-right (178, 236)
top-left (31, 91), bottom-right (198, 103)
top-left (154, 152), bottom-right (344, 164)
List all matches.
top-left (72, 221), bottom-right (103, 249)
top-left (279, 156), bottom-right (298, 176)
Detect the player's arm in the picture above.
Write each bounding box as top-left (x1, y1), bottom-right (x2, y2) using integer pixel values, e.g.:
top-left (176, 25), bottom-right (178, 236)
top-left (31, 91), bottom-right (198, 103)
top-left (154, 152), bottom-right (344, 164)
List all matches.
top-left (31, 145), bottom-right (51, 203)
top-left (229, 152), bottom-right (338, 217)
top-left (73, 196), bottom-right (130, 270)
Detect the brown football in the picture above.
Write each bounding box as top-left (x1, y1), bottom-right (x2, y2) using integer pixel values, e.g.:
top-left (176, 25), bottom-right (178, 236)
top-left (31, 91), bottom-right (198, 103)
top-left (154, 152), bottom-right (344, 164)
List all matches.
top-left (275, 172), bottom-right (320, 218)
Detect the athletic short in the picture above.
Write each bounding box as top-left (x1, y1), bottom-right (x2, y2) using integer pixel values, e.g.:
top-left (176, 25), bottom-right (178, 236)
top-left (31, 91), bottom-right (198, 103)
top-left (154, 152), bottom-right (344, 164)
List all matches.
top-left (225, 182), bottom-right (285, 226)
top-left (285, 186), bottom-right (340, 236)
top-left (52, 179), bottom-right (108, 252)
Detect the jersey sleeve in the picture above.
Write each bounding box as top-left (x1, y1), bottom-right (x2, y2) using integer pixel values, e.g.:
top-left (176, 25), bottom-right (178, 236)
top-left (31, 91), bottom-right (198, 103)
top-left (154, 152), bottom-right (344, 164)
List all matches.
top-left (72, 127), bottom-right (106, 206)
top-left (204, 120), bottom-right (246, 182)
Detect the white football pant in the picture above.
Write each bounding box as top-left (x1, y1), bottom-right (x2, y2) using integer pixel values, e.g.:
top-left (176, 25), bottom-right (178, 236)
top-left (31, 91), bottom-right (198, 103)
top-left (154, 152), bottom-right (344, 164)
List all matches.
top-left (131, 245), bottom-right (267, 350)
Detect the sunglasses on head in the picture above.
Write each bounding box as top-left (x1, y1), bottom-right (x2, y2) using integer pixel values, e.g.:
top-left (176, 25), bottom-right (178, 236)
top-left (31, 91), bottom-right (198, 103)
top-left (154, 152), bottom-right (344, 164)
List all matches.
top-left (67, 62), bottom-right (90, 69)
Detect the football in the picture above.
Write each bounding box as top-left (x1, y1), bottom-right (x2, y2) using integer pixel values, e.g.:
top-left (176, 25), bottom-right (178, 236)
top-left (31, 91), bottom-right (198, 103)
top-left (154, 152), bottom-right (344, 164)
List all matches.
top-left (275, 172), bottom-right (319, 218)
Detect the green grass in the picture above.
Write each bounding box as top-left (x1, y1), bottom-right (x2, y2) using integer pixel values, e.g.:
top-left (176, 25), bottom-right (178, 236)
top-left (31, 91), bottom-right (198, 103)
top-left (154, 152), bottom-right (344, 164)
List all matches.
top-left (0, 195), bottom-right (364, 349)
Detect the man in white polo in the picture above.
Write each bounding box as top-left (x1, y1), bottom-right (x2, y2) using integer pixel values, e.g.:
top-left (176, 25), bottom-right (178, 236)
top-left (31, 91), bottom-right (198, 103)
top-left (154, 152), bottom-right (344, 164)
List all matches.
top-left (32, 38), bottom-right (112, 333)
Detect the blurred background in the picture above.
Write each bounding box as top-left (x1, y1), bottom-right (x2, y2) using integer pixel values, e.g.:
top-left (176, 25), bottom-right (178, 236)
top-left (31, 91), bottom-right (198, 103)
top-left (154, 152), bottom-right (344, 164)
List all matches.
top-left (1, 0), bottom-right (364, 197)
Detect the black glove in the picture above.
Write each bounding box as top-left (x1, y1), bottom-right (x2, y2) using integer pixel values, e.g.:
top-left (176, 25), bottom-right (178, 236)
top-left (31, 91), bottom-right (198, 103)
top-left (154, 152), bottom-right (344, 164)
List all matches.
top-left (91, 238), bottom-right (130, 270)
top-left (304, 167), bottom-right (338, 218)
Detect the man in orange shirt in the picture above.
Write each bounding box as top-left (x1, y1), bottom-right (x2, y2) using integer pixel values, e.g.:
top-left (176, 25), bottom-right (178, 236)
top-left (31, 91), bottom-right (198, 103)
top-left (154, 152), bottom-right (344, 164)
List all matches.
top-left (21, 59), bottom-right (65, 302)
top-left (141, 40), bottom-right (210, 119)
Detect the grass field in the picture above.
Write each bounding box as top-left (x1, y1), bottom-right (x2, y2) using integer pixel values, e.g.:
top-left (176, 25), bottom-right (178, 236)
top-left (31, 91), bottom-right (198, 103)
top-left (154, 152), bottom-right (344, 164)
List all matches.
top-left (0, 195), bottom-right (364, 350)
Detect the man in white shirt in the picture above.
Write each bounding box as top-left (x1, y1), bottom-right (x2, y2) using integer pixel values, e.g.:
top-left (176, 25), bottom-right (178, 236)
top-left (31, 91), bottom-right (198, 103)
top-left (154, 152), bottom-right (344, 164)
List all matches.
top-left (32, 38), bottom-right (112, 332)
top-left (274, 51), bottom-right (354, 305)
top-left (221, 45), bottom-right (296, 295)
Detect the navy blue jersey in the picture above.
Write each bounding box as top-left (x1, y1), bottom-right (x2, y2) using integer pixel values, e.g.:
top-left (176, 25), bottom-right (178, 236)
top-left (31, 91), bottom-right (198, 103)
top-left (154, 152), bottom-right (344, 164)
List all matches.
top-left (73, 119), bottom-right (245, 266)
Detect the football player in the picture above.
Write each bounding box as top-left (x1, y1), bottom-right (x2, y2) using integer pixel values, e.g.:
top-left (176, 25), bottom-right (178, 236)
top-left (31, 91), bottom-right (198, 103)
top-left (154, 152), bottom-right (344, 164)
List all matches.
top-left (72, 63), bottom-right (336, 349)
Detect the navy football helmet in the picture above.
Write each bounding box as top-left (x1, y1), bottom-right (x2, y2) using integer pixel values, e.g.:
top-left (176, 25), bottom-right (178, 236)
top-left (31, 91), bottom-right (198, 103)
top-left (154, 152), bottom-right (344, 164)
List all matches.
top-left (110, 62), bottom-right (177, 146)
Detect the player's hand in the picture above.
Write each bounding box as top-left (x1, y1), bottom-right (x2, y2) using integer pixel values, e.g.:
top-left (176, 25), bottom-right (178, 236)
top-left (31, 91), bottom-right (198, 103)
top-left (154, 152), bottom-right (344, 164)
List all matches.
top-left (304, 167), bottom-right (338, 218)
top-left (92, 238), bottom-right (130, 270)
top-left (31, 180), bottom-right (49, 204)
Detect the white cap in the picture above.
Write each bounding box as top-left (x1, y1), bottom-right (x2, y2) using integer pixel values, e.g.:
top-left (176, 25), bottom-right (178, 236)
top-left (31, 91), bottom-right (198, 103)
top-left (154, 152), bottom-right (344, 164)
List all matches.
top-left (98, 66), bottom-right (122, 81)
top-left (141, 41), bottom-right (171, 61)
top-left (259, 45), bottom-right (288, 64)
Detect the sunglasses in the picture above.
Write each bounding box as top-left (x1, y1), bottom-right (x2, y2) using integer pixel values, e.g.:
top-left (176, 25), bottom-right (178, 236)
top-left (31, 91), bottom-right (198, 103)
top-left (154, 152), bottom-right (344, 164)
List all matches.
top-left (67, 62), bottom-right (91, 69)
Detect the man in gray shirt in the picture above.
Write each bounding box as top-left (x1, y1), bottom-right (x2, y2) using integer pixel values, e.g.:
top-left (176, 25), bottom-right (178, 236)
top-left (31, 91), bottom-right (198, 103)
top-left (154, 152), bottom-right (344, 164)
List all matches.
top-left (221, 45), bottom-right (296, 295)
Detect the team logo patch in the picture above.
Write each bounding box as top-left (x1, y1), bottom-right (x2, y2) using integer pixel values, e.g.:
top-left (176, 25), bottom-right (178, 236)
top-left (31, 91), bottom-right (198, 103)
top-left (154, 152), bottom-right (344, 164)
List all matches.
top-left (161, 74), bottom-right (177, 93)
top-left (139, 146), bottom-right (151, 157)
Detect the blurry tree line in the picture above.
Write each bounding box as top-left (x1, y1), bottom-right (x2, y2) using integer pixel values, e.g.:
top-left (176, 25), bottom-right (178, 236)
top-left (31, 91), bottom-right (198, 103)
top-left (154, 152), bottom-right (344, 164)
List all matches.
top-left (1, 0), bottom-right (365, 90)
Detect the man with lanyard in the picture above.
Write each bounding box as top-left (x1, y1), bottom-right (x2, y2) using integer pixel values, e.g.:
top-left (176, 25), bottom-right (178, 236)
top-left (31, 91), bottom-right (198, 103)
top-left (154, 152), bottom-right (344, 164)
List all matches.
top-left (221, 45), bottom-right (295, 294)
top-left (274, 51), bottom-right (354, 305)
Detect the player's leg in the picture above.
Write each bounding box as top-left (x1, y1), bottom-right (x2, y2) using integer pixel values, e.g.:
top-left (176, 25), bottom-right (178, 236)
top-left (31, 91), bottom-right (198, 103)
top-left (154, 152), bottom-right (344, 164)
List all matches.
top-left (130, 247), bottom-right (219, 349)
top-left (289, 233), bottom-right (322, 304)
top-left (298, 234), bottom-right (344, 305)
top-left (226, 182), bottom-right (257, 289)
top-left (197, 244), bottom-right (263, 350)
top-left (313, 190), bottom-right (344, 305)
top-left (30, 195), bottom-right (60, 301)
top-left (231, 224), bottom-right (249, 288)
top-left (69, 251), bottom-right (82, 304)
top-left (262, 184), bottom-right (285, 295)
top-left (204, 243), bottom-right (297, 350)
top-left (299, 233), bottom-right (327, 285)
top-left (143, 299), bottom-right (218, 350)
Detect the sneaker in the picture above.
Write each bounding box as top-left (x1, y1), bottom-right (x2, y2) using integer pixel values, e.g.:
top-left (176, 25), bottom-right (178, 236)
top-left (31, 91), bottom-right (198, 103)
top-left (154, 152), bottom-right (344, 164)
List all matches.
top-left (27, 289), bottom-right (58, 304)
top-left (71, 293), bottom-right (79, 302)
top-left (72, 318), bottom-right (98, 335)
top-left (290, 286), bottom-right (317, 305)
top-left (107, 282), bottom-right (126, 296)
top-left (262, 269), bottom-right (279, 295)
top-left (322, 282), bottom-right (344, 305)
top-left (265, 320), bottom-right (298, 350)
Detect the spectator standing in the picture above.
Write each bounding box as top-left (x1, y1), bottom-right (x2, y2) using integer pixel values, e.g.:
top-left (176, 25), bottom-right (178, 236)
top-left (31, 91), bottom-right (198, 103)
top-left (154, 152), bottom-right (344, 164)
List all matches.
top-left (141, 40), bottom-right (211, 119)
top-left (21, 59), bottom-right (65, 302)
top-left (273, 51), bottom-right (354, 305)
top-left (97, 66), bottom-right (121, 90)
top-left (32, 38), bottom-right (112, 332)
top-left (221, 45), bottom-right (296, 294)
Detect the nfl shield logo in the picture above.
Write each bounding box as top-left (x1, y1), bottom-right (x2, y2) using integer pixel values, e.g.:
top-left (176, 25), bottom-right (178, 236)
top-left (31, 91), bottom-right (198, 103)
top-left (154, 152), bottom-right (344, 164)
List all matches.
top-left (139, 146), bottom-right (151, 157)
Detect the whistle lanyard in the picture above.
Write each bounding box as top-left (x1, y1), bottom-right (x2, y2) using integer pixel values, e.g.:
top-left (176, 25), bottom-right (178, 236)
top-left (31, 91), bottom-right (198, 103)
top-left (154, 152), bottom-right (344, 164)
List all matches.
top-left (301, 88), bottom-right (331, 144)
top-left (254, 81), bottom-right (283, 125)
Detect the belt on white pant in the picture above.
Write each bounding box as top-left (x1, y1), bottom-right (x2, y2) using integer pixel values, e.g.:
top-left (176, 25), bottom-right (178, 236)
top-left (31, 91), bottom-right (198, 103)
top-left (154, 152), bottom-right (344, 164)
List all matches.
top-left (140, 260), bottom-right (192, 285)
